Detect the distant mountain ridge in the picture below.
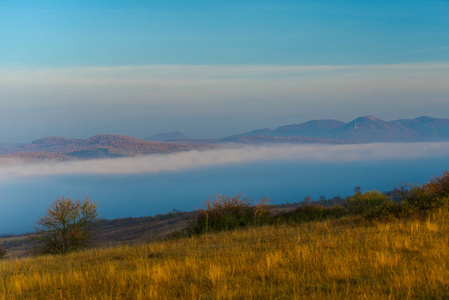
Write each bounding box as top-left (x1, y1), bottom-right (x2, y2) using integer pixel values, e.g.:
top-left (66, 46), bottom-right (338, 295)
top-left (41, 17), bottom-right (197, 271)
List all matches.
top-left (1, 116), bottom-right (448, 161)
top-left (146, 116), bottom-right (449, 145)
top-left (224, 116), bottom-right (449, 143)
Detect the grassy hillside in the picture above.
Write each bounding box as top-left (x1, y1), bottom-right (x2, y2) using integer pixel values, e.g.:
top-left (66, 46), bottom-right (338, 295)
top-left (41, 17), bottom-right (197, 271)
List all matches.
top-left (1, 210), bottom-right (448, 299)
top-left (0, 203), bottom-right (301, 258)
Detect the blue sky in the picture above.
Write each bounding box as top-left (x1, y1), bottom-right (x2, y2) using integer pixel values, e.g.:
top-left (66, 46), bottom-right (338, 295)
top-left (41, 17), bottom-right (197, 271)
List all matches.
top-left (1, 0), bottom-right (449, 142)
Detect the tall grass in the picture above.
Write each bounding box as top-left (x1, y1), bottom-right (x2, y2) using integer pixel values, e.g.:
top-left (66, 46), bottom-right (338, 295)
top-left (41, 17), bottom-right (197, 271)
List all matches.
top-left (0, 243), bottom-right (5, 260)
top-left (1, 209), bottom-right (449, 299)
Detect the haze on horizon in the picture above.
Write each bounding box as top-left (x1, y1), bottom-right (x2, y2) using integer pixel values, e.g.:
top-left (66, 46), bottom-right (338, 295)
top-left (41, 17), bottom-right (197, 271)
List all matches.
top-left (1, 142), bottom-right (449, 181)
top-left (1, 0), bottom-right (448, 143)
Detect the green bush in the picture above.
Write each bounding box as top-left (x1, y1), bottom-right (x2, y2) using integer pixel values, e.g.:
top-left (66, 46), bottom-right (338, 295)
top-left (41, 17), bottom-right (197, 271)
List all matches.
top-left (430, 195), bottom-right (449, 209)
top-left (283, 204), bottom-right (347, 223)
top-left (406, 184), bottom-right (435, 210)
top-left (344, 190), bottom-right (388, 215)
top-left (406, 171), bottom-right (449, 210)
top-left (427, 170), bottom-right (449, 198)
top-left (412, 193), bottom-right (449, 211)
top-left (187, 194), bottom-right (270, 235)
top-left (365, 171), bottom-right (449, 222)
top-left (366, 201), bottom-right (417, 221)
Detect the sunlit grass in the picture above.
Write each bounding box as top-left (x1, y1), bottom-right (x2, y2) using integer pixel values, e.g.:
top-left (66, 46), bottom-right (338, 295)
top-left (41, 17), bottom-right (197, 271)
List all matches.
top-left (1, 210), bottom-right (449, 299)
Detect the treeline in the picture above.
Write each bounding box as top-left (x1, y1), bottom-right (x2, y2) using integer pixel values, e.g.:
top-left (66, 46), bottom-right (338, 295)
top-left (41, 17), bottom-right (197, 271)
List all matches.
top-left (185, 171), bottom-right (449, 235)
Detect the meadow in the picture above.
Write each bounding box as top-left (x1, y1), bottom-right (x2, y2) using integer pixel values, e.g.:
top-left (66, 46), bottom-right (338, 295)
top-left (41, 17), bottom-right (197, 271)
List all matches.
top-left (1, 209), bottom-right (448, 299)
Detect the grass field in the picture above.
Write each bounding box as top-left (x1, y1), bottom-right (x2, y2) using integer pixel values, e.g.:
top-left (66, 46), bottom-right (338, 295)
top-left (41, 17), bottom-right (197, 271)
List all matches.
top-left (1, 209), bottom-right (448, 299)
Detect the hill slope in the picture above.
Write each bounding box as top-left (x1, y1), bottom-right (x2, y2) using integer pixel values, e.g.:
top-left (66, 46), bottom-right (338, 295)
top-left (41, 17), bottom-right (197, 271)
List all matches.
top-left (1, 211), bottom-right (448, 299)
top-left (0, 134), bottom-right (212, 160)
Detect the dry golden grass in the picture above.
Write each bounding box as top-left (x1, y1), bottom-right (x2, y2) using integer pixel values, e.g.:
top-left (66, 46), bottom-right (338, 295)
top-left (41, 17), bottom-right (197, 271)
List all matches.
top-left (1, 210), bottom-right (449, 299)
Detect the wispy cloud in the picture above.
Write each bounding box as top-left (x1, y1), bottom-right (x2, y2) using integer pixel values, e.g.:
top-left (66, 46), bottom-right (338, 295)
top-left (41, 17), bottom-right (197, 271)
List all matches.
top-left (1, 142), bottom-right (448, 181)
top-left (2, 62), bottom-right (449, 80)
top-left (1, 63), bottom-right (448, 106)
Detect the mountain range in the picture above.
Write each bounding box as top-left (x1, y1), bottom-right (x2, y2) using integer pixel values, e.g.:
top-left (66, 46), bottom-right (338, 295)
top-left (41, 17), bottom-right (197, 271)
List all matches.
top-left (173, 116), bottom-right (449, 144)
top-left (1, 116), bottom-right (448, 161)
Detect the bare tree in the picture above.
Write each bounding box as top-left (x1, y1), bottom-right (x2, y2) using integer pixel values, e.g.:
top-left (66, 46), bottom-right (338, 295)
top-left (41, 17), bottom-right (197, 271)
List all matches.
top-left (32, 197), bottom-right (100, 255)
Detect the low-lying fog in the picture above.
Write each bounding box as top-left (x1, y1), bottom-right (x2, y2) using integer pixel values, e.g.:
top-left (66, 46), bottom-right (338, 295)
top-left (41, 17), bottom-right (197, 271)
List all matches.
top-left (1, 142), bottom-right (448, 180)
top-left (1, 142), bottom-right (449, 234)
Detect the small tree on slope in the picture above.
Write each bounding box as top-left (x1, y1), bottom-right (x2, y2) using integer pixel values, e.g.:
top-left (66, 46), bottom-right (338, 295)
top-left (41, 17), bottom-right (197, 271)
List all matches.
top-left (32, 196), bottom-right (100, 255)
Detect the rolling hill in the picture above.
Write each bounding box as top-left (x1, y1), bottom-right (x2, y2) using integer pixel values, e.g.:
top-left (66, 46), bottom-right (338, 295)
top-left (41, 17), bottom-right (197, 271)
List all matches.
top-left (0, 134), bottom-right (212, 160)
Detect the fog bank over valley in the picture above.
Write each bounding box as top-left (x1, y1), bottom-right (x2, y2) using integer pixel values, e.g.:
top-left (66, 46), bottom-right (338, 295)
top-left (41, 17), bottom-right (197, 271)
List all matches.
top-left (1, 142), bottom-right (449, 181)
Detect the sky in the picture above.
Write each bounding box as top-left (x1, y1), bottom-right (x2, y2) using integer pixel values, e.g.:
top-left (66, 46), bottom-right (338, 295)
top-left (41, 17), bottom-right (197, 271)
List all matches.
top-left (1, 0), bottom-right (449, 143)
